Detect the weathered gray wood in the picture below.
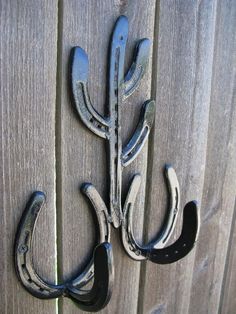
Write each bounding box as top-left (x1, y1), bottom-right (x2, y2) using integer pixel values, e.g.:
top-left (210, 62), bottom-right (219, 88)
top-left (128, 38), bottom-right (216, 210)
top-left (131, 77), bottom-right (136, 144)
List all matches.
top-left (0, 1), bottom-right (58, 313)
top-left (138, 1), bottom-right (221, 313)
top-left (1, 1), bottom-right (235, 313)
top-left (57, 0), bottom-right (155, 313)
top-left (188, 1), bottom-right (236, 313)
top-left (219, 202), bottom-right (236, 314)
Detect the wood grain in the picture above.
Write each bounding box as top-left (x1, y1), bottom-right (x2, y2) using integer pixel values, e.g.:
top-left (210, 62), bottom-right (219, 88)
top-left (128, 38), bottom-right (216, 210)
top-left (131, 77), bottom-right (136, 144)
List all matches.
top-left (189, 1), bottom-right (236, 313)
top-left (57, 0), bottom-right (156, 313)
top-left (0, 1), bottom-right (58, 313)
top-left (139, 0), bottom-right (236, 313)
top-left (219, 201), bottom-right (236, 314)
top-left (1, 1), bottom-right (236, 313)
top-left (139, 0), bottom-right (220, 313)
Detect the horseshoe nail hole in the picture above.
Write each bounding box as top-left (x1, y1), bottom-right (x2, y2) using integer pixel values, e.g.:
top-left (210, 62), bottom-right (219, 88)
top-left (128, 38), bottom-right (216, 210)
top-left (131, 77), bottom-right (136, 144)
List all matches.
top-left (97, 124), bottom-right (101, 129)
top-left (90, 118), bottom-right (94, 123)
top-left (129, 245), bottom-right (135, 251)
top-left (28, 278), bottom-right (32, 283)
top-left (115, 104), bottom-right (118, 111)
top-left (175, 250), bottom-right (179, 254)
top-left (21, 264), bottom-right (26, 268)
top-left (19, 244), bottom-right (28, 254)
top-left (39, 288), bottom-right (44, 292)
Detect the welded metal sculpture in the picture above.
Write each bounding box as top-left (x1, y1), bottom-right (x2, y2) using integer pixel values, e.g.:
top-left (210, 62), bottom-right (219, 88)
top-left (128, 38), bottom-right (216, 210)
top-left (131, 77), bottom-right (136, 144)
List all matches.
top-left (72, 16), bottom-right (199, 264)
top-left (15, 15), bottom-right (200, 311)
top-left (71, 15), bottom-right (199, 263)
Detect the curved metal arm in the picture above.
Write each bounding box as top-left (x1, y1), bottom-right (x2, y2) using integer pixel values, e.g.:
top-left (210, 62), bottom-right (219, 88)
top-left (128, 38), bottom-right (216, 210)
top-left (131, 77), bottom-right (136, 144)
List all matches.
top-left (121, 166), bottom-right (199, 263)
top-left (124, 38), bottom-right (151, 99)
top-left (14, 190), bottom-right (113, 311)
top-left (67, 242), bottom-right (114, 312)
top-left (70, 183), bottom-right (110, 288)
top-left (147, 201), bottom-right (199, 264)
top-left (71, 47), bottom-right (109, 139)
top-left (14, 192), bottom-right (64, 298)
top-left (152, 165), bottom-right (180, 248)
top-left (121, 100), bottom-right (155, 167)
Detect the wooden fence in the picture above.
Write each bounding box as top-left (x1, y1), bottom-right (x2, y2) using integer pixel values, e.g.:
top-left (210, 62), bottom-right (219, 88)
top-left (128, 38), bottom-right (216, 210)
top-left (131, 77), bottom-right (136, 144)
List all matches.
top-left (0, 1), bottom-right (235, 313)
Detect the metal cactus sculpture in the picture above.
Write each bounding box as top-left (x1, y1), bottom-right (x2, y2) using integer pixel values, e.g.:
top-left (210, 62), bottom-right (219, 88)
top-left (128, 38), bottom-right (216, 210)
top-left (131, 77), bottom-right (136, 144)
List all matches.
top-left (14, 15), bottom-right (200, 310)
top-left (72, 16), bottom-right (154, 229)
top-left (72, 15), bottom-right (200, 263)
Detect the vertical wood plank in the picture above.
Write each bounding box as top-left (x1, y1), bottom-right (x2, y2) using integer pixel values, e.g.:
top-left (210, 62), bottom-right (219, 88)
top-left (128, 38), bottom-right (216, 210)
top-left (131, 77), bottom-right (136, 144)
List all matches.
top-left (57, 0), bottom-right (156, 313)
top-left (0, 1), bottom-right (58, 314)
top-left (189, 1), bottom-right (236, 313)
top-left (219, 202), bottom-right (236, 314)
top-left (139, 0), bottom-right (220, 313)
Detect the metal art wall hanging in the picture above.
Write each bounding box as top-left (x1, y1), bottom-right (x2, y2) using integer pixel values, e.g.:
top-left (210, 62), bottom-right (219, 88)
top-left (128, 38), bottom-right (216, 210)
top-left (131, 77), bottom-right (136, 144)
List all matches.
top-left (14, 15), bottom-right (200, 312)
top-left (71, 15), bottom-right (200, 262)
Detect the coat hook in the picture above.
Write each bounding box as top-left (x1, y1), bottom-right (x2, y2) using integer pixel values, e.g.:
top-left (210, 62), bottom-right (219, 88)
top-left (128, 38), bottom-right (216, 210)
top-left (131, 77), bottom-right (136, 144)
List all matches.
top-left (121, 165), bottom-right (200, 263)
top-left (71, 15), bottom-right (200, 264)
top-left (14, 188), bottom-right (114, 312)
top-left (15, 15), bottom-right (200, 312)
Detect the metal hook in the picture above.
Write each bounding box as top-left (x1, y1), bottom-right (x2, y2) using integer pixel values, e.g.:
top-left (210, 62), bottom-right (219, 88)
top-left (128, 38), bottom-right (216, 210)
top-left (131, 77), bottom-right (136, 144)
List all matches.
top-left (67, 242), bottom-right (114, 311)
top-left (14, 188), bottom-right (113, 312)
top-left (15, 14), bottom-right (200, 311)
top-left (72, 15), bottom-right (200, 265)
top-left (121, 165), bottom-right (200, 263)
